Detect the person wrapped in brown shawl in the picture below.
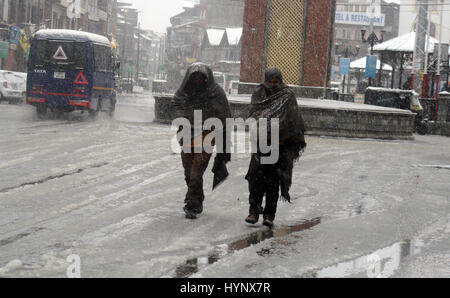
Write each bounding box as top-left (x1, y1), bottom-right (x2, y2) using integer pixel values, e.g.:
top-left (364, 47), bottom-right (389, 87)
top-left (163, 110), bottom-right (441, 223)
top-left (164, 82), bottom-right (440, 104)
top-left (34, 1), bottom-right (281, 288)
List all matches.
top-left (171, 63), bottom-right (231, 219)
top-left (245, 67), bottom-right (307, 228)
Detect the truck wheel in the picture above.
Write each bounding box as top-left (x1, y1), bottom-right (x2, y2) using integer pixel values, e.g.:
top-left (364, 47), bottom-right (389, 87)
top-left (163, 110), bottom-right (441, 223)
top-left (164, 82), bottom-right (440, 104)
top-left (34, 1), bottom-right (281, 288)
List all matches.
top-left (108, 94), bottom-right (116, 118)
top-left (108, 102), bottom-right (115, 117)
top-left (36, 104), bottom-right (47, 119)
top-left (19, 93), bottom-right (26, 105)
top-left (89, 98), bottom-right (103, 119)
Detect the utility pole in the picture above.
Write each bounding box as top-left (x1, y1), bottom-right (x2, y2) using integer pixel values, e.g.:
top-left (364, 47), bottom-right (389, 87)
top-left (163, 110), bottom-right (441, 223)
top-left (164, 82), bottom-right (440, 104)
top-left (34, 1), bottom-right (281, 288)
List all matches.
top-left (106, 1), bottom-right (110, 36)
top-left (411, 0), bottom-right (428, 91)
top-left (435, 0), bottom-right (444, 121)
top-left (14, 0), bottom-right (20, 24)
top-left (38, 0), bottom-right (41, 29)
top-left (157, 36), bottom-right (162, 79)
top-left (341, 49), bottom-right (349, 94)
top-left (368, 1), bottom-right (375, 87)
top-left (158, 35), bottom-right (165, 80)
top-left (136, 22), bottom-right (141, 82)
top-left (422, 8), bottom-right (431, 99)
top-left (121, 9), bottom-right (128, 78)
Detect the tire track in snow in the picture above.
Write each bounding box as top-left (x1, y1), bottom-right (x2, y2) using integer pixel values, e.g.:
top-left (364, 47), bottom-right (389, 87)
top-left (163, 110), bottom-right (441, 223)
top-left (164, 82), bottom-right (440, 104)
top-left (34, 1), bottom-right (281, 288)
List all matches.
top-left (0, 162), bottom-right (109, 194)
top-left (0, 161), bottom-right (182, 238)
top-left (0, 227), bottom-right (46, 247)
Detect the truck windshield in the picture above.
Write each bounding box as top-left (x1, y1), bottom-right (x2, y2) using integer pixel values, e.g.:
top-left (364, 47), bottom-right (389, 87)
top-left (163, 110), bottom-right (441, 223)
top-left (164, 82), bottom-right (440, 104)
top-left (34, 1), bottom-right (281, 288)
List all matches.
top-left (33, 40), bottom-right (87, 70)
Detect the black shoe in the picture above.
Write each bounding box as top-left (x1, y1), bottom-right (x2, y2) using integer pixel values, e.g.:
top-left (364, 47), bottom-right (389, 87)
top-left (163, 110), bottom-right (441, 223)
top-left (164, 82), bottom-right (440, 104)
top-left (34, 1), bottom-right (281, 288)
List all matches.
top-left (245, 214), bottom-right (260, 224)
top-left (263, 218), bottom-right (274, 229)
top-left (184, 206), bottom-right (199, 219)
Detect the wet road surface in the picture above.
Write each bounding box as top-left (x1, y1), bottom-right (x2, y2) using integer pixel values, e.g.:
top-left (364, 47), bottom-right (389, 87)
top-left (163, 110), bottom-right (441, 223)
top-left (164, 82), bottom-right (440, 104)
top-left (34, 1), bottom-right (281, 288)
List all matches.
top-left (0, 94), bottom-right (449, 278)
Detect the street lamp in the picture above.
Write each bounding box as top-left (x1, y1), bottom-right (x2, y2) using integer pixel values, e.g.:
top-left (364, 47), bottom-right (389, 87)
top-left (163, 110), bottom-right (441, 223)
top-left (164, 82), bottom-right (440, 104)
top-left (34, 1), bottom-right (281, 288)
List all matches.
top-left (335, 44), bottom-right (360, 94)
top-left (361, 29), bottom-right (384, 86)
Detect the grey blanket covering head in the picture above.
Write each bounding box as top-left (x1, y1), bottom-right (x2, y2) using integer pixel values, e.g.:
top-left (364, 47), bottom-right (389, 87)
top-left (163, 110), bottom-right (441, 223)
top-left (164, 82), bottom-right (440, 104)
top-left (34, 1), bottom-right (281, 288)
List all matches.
top-left (171, 62), bottom-right (232, 166)
top-left (246, 67), bottom-right (307, 202)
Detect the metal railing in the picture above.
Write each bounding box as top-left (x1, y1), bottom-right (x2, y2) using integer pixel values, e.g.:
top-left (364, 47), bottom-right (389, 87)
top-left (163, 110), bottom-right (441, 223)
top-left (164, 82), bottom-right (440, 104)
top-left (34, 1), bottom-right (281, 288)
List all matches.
top-left (421, 98), bottom-right (437, 120)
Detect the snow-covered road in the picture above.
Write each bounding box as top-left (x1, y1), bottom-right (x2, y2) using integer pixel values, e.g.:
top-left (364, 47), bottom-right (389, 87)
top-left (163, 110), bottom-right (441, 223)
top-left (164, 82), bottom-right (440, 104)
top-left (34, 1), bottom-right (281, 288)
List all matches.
top-left (0, 94), bottom-right (449, 278)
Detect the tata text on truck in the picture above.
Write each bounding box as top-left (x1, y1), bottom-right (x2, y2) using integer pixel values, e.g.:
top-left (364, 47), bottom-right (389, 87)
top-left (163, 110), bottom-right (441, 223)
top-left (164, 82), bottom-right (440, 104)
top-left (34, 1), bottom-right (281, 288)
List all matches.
top-left (26, 30), bottom-right (117, 118)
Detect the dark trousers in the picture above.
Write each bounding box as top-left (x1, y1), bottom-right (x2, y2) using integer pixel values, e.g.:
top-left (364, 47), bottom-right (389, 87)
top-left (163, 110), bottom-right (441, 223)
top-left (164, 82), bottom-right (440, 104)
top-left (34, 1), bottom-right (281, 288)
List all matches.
top-left (248, 163), bottom-right (280, 221)
top-left (181, 151), bottom-right (212, 210)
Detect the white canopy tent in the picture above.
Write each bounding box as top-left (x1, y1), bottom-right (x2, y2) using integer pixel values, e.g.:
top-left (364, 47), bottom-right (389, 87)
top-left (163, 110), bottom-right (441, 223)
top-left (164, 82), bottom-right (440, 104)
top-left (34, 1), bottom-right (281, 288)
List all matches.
top-left (373, 32), bottom-right (439, 54)
top-left (350, 57), bottom-right (393, 71)
top-left (372, 32), bottom-right (448, 89)
top-left (337, 57), bottom-right (394, 94)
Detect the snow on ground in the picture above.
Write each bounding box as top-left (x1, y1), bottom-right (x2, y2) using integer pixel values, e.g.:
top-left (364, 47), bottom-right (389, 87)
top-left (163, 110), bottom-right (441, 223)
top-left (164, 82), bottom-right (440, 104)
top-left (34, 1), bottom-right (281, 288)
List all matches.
top-left (228, 96), bottom-right (413, 114)
top-left (0, 94), bottom-right (449, 278)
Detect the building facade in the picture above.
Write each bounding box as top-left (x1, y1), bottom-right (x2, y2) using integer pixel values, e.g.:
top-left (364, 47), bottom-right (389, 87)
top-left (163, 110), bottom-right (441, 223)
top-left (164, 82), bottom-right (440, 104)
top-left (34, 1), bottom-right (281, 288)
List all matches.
top-left (205, 0), bottom-right (244, 28)
top-left (332, 0), bottom-right (400, 92)
top-left (165, 0), bottom-right (245, 91)
top-left (399, 0), bottom-right (450, 44)
top-left (334, 0), bottom-right (400, 61)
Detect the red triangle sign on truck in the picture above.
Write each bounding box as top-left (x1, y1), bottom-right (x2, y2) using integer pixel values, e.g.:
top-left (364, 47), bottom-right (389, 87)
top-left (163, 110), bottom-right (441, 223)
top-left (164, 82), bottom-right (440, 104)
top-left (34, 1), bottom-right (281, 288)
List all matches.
top-left (73, 71), bottom-right (88, 85)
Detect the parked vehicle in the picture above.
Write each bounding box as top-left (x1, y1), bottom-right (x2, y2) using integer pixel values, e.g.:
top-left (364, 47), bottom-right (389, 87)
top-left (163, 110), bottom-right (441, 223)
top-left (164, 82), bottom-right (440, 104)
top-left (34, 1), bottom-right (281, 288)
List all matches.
top-left (228, 80), bottom-right (239, 95)
top-left (365, 87), bottom-right (428, 135)
top-left (0, 70), bottom-right (27, 104)
top-left (26, 29), bottom-right (117, 118)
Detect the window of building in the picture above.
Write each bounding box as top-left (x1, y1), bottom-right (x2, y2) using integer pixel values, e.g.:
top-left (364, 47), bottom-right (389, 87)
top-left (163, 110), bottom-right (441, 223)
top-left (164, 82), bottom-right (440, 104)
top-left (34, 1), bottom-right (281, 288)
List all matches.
top-left (338, 28), bottom-right (344, 39)
top-left (52, 12), bottom-right (58, 28)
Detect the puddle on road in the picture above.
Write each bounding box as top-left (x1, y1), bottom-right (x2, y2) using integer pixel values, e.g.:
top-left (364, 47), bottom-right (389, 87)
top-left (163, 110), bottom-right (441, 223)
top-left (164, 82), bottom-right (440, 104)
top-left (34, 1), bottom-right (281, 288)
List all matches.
top-left (306, 216), bottom-right (450, 278)
top-left (174, 215), bottom-right (450, 278)
top-left (174, 218), bottom-right (321, 278)
top-left (304, 240), bottom-right (413, 278)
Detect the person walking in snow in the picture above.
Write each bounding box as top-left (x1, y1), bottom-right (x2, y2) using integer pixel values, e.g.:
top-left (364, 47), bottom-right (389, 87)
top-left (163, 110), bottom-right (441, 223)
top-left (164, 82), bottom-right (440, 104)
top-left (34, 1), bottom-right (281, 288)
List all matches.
top-left (171, 63), bottom-right (231, 219)
top-left (245, 67), bottom-right (307, 228)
